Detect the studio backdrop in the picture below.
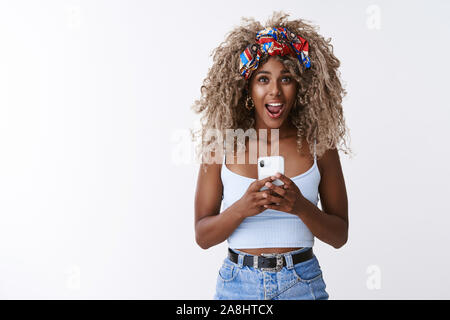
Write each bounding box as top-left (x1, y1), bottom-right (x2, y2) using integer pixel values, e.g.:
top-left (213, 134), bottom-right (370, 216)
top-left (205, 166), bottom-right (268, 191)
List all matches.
top-left (0, 0), bottom-right (449, 299)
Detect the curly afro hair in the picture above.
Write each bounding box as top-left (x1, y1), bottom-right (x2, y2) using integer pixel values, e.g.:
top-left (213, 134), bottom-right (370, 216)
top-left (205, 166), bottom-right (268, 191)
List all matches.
top-left (191, 11), bottom-right (352, 168)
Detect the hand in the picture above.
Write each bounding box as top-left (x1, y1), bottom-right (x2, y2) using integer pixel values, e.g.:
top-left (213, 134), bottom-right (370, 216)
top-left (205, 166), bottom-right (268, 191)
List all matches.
top-left (235, 175), bottom-right (279, 218)
top-left (261, 172), bottom-right (308, 216)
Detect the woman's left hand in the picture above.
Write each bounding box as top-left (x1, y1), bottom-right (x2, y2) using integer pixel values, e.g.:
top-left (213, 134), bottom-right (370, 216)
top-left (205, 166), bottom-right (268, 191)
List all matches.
top-left (262, 172), bottom-right (307, 216)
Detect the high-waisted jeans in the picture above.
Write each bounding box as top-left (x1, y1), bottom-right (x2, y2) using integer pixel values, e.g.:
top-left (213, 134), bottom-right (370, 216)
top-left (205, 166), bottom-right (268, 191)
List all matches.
top-left (214, 247), bottom-right (329, 300)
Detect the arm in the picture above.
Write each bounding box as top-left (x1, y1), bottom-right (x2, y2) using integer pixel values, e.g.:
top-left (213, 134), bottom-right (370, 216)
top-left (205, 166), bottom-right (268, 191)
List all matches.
top-left (194, 162), bottom-right (246, 250)
top-left (296, 148), bottom-right (349, 248)
top-left (263, 148), bottom-right (349, 249)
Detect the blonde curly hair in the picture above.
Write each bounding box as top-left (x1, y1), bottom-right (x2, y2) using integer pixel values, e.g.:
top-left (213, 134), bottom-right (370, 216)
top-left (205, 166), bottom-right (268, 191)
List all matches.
top-left (191, 11), bottom-right (352, 169)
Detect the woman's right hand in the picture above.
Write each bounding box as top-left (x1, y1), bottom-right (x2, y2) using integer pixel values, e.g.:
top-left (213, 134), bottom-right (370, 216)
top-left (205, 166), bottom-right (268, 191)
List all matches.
top-left (235, 176), bottom-right (280, 218)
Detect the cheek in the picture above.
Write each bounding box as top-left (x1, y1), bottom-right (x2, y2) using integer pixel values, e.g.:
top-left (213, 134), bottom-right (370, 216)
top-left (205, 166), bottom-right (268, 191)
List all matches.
top-left (285, 87), bottom-right (298, 104)
top-left (284, 84), bottom-right (297, 96)
top-left (251, 87), bottom-right (267, 102)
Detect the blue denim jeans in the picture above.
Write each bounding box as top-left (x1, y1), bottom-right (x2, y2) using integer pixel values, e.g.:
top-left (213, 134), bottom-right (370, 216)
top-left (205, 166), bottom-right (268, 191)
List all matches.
top-left (214, 247), bottom-right (329, 300)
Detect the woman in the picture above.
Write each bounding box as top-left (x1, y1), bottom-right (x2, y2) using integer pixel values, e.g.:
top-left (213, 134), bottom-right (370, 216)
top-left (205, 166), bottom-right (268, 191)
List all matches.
top-left (191, 11), bottom-right (352, 300)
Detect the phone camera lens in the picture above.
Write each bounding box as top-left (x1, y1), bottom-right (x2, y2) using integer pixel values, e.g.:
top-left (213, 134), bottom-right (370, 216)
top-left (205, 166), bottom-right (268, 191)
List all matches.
top-left (259, 160), bottom-right (264, 167)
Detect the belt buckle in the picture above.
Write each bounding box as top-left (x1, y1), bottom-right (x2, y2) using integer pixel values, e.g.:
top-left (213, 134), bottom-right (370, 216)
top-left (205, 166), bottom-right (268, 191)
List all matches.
top-left (260, 253), bottom-right (284, 272)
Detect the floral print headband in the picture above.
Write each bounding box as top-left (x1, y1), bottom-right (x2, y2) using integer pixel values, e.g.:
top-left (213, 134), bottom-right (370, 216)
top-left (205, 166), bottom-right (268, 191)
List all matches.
top-left (239, 27), bottom-right (311, 80)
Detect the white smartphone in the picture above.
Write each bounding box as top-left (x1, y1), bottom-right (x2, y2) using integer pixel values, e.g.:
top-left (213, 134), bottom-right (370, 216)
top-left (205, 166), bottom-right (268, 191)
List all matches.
top-left (257, 156), bottom-right (285, 191)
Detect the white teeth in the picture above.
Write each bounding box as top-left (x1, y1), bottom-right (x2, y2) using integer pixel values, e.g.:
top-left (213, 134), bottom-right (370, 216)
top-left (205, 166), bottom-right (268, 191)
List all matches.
top-left (267, 103), bottom-right (283, 106)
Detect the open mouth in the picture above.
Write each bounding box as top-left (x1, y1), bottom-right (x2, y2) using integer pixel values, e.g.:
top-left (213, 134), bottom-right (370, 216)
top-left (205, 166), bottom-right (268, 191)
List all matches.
top-left (265, 103), bottom-right (285, 119)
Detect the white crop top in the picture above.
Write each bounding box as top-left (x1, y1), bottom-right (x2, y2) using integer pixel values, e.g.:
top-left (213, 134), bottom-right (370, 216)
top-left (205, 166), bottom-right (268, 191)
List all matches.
top-left (220, 140), bottom-right (320, 249)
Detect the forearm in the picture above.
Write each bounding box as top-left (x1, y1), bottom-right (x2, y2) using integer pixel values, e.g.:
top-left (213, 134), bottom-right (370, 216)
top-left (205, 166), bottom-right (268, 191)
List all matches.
top-left (195, 202), bottom-right (245, 250)
top-left (296, 199), bottom-right (348, 249)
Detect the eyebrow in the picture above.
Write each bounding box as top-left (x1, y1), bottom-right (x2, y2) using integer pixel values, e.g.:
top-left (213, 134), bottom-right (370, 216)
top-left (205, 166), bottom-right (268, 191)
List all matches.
top-left (254, 70), bottom-right (291, 76)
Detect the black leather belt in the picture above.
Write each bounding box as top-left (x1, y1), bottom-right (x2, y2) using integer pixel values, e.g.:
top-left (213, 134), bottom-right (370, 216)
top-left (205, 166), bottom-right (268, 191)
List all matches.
top-left (228, 248), bottom-right (313, 272)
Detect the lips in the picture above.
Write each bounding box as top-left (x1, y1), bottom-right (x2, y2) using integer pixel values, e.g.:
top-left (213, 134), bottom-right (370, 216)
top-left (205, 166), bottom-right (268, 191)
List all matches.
top-left (265, 103), bottom-right (285, 119)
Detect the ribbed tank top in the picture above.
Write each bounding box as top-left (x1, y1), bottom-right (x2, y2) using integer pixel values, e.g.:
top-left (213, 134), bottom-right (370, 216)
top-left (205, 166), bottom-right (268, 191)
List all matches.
top-left (220, 139), bottom-right (320, 249)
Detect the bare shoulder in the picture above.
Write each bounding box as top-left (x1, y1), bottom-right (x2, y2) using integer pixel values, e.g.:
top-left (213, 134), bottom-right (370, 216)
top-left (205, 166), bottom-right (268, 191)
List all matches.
top-left (194, 154), bottom-right (224, 224)
top-left (317, 148), bottom-right (341, 176)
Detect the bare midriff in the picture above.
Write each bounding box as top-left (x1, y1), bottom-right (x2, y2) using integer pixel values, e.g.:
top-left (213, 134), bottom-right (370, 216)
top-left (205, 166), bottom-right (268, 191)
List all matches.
top-left (237, 247), bottom-right (304, 256)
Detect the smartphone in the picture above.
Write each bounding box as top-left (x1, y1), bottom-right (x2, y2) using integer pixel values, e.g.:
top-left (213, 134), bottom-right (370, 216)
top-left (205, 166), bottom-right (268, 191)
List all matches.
top-left (257, 156), bottom-right (285, 191)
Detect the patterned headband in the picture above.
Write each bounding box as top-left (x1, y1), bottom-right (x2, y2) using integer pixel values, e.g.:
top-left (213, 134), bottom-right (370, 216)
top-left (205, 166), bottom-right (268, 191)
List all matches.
top-left (239, 27), bottom-right (311, 80)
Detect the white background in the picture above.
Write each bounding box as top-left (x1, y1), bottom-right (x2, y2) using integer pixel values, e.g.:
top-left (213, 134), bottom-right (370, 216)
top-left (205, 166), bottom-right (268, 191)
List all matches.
top-left (0, 0), bottom-right (449, 299)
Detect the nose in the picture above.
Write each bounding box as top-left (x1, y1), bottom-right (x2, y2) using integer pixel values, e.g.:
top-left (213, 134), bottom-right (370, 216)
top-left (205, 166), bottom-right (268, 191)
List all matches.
top-left (269, 80), bottom-right (281, 96)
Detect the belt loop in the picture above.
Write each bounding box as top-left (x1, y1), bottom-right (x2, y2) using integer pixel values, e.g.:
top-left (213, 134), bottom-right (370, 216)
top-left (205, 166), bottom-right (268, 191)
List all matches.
top-left (237, 253), bottom-right (245, 268)
top-left (284, 252), bottom-right (294, 270)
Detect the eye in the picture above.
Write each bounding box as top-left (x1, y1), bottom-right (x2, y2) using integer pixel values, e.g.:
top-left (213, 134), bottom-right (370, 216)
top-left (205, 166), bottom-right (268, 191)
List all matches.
top-left (257, 76), bottom-right (292, 83)
top-left (257, 76), bottom-right (268, 83)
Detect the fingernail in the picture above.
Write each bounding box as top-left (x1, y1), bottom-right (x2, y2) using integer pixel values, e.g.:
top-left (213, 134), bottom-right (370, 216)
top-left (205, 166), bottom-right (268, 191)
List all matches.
top-left (265, 182), bottom-right (271, 187)
top-left (263, 193), bottom-right (267, 198)
top-left (275, 173), bottom-right (281, 178)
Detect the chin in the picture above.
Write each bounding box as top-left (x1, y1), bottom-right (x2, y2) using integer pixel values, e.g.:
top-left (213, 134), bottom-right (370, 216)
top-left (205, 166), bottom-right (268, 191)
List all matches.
top-left (264, 121), bottom-right (283, 129)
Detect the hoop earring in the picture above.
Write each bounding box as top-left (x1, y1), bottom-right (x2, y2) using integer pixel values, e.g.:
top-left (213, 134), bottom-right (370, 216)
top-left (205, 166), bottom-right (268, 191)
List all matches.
top-left (245, 95), bottom-right (254, 111)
